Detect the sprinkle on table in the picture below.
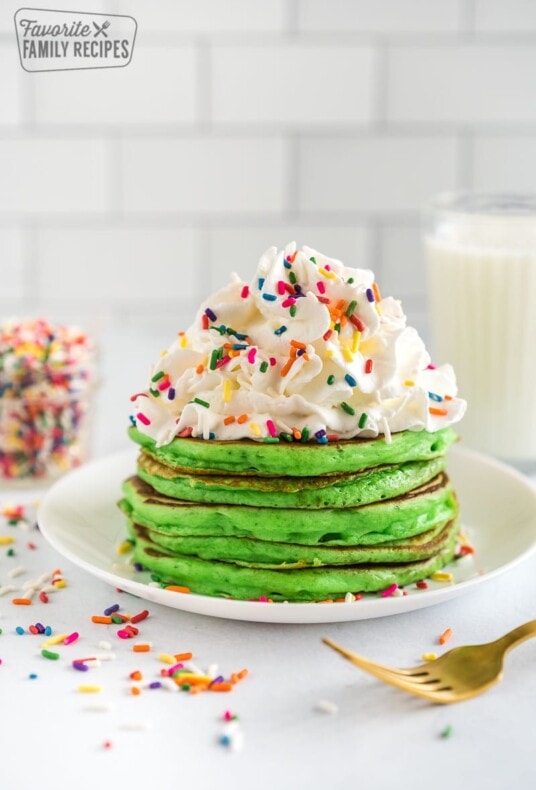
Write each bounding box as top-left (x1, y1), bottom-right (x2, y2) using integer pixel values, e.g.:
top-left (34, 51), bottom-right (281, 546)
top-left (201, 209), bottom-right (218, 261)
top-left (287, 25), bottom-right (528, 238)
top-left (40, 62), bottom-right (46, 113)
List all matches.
top-left (42, 633), bottom-right (68, 647)
top-left (158, 653), bottom-right (177, 665)
top-left (439, 628), bottom-right (453, 646)
top-left (315, 700), bottom-right (339, 715)
top-left (41, 649), bottom-right (60, 660)
top-left (133, 643), bottom-right (152, 652)
top-left (130, 609), bottom-right (149, 624)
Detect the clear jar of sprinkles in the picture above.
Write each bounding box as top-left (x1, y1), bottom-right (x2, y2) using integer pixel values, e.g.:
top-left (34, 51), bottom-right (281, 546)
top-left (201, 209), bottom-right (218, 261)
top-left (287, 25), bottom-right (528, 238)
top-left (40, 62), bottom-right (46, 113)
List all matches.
top-left (0, 318), bottom-right (97, 485)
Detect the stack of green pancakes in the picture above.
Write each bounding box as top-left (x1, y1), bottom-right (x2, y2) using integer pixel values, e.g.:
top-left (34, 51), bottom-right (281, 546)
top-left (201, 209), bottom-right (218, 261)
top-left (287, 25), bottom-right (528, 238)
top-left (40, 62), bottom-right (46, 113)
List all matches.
top-left (119, 426), bottom-right (460, 602)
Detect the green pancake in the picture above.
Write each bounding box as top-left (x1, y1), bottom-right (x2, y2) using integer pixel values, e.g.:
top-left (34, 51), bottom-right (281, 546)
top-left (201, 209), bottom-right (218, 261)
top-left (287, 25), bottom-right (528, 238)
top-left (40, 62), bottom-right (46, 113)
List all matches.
top-left (120, 473), bottom-right (458, 546)
top-left (136, 451), bottom-right (447, 510)
top-left (123, 424), bottom-right (462, 601)
top-left (124, 516), bottom-right (456, 569)
top-left (129, 426), bottom-right (457, 477)
top-left (128, 518), bottom-right (459, 601)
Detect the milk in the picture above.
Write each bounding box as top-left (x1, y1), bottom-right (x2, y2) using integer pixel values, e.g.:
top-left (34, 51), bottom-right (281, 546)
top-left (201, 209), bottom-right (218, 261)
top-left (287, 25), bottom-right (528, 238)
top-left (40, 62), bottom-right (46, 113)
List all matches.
top-left (426, 204), bottom-right (536, 465)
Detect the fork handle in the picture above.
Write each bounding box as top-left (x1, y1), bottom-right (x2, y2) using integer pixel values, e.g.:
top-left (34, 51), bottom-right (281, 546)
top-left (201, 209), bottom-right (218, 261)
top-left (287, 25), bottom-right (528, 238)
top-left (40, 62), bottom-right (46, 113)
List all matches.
top-left (496, 620), bottom-right (536, 653)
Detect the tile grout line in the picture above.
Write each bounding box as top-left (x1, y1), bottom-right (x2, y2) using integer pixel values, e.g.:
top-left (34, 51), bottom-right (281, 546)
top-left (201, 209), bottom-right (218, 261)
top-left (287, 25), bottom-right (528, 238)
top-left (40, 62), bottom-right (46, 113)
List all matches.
top-left (0, 211), bottom-right (441, 227)
top-left (3, 123), bottom-right (536, 139)
top-left (4, 28), bottom-right (536, 45)
top-left (193, 224), bottom-right (211, 299)
top-left (371, 38), bottom-right (388, 131)
top-left (106, 133), bottom-right (124, 220)
top-left (284, 0), bottom-right (300, 35)
top-left (21, 220), bottom-right (39, 310)
top-left (195, 35), bottom-right (212, 132)
top-left (456, 127), bottom-right (475, 190)
top-left (461, 0), bottom-right (477, 35)
top-left (284, 133), bottom-right (300, 222)
top-left (367, 218), bottom-right (383, 279)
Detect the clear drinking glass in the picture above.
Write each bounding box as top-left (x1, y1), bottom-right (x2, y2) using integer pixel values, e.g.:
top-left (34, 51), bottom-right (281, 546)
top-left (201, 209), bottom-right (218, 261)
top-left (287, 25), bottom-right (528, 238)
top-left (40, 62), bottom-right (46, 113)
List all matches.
top-left (425, 192), bottom-right (536, 470)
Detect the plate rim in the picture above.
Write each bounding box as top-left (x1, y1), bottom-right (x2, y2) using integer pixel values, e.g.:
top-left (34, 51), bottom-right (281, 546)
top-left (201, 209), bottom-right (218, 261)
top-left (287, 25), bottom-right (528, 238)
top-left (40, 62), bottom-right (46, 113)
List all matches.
top-left (37, 445), bottom-right (536, 624)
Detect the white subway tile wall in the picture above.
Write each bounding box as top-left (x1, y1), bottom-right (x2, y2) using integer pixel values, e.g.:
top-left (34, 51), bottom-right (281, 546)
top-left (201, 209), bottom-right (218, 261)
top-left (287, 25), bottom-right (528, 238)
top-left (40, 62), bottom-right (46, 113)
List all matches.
top-left (0, 138), bottom-right (110, 214)
top-left (388, 45), bottom-right (536, 124)
top-left (1, 0), bottom-right (536, 452)
top-left (0, 45), bottom-right (23, 125)
top-left (211, 44), bottom-right (376, 126)
top-left (297, 0), bottom-right (464, 33)
top-left (472, 136), bottom-right (536, 193)
top-left (0, 229), bottom-right (24, 298)
top-left (36, 227), bottom-right (199, 301)
top-left (113, 0), bottom-right (287, 33)
top-left (474, 0), bottom-right (536, 32)
top-left (206, 225), bottom-right (372, 290)
top-left (33, 46), bottom-right (199, 125)
top-left (299, 136), bottom-right (459, 213)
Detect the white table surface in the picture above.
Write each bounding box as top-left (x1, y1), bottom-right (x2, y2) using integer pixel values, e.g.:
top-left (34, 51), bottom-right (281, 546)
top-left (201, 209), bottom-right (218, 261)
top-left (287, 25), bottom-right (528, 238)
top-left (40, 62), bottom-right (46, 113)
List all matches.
top-left (2, 398), bottom-right (536, 789)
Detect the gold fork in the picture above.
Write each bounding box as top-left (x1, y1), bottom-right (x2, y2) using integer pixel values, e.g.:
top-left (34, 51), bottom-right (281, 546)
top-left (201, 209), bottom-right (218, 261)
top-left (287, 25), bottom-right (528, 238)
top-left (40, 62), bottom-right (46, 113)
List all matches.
top-left (323, 620), bottom-right (536, 704)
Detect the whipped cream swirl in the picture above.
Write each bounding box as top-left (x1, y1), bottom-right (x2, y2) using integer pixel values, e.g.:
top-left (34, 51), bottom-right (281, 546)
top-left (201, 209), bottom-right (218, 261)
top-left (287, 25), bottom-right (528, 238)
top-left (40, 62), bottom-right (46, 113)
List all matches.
top-left (132, 243), bottom-right (466, 446)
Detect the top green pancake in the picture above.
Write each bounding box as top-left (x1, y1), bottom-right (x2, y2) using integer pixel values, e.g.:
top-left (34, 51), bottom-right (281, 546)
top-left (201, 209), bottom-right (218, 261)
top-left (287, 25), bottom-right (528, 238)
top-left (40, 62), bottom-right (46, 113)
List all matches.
top-left (128, 426), bottom-right (457, 477)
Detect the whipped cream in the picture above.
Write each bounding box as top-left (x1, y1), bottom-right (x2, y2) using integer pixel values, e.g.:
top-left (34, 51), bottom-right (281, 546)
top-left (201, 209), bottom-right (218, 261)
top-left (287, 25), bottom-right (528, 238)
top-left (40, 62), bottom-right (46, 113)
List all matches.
top-left (132, 243), bottom-right (466, 446)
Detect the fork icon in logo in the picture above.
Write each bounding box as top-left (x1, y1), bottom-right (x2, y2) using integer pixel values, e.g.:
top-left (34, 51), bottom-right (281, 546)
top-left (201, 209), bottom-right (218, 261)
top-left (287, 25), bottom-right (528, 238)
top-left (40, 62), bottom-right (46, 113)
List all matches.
top-left (93, 20), bottom-right (111, 37)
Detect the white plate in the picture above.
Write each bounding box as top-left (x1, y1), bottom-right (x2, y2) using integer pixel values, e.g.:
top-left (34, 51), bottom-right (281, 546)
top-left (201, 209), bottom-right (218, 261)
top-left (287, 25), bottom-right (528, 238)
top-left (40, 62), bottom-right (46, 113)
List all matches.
top-left (37, 446), bottom-right (536, 624)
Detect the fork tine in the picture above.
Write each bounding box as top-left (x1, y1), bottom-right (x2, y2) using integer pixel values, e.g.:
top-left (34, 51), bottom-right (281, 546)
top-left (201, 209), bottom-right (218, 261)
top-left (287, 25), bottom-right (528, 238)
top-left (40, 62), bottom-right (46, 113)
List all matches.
top-left (323, 639), bottom-right (460, 702)
top-left (323, 636), bottom-right (451, 677)
top-left (322, 638), bottom-right (429, 683)
top-left (322, 638), bottom-right (453, 699)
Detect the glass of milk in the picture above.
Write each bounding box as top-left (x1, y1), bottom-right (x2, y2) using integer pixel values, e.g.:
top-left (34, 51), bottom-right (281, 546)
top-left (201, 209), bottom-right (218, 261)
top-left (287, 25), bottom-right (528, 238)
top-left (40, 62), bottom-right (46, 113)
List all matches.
top-left (426, 192), bottom-right (536, 470)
